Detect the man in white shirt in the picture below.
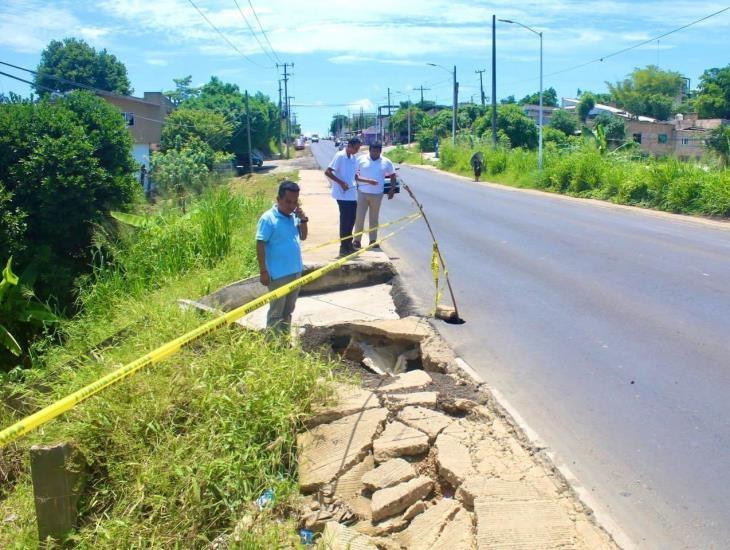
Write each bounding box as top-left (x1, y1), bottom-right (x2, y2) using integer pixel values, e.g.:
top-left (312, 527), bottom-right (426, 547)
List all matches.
top-left (325, 137), bottom-right (362, 256)
top-left (353, 142), bottom-right (396, 249)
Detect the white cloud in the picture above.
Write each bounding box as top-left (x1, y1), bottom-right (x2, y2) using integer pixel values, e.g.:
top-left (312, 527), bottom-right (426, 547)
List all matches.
top-left (0, 1), bottom-right (81, 53)
top-left (146, 58), bottom-right (169, 66)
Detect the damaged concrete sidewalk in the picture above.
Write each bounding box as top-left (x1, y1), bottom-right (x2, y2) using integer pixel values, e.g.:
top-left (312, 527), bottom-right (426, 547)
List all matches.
top-left (191, 170), bottom-right (619, 549)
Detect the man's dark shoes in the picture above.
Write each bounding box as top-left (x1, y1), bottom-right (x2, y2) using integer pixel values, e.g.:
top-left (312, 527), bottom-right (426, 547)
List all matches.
top-left (352, 241), bottom-right (362, 249)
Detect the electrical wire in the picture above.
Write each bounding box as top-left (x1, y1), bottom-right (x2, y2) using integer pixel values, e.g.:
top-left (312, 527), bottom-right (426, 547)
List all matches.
top-left (247, 0), bottom-right (282, 63)
top-left (186, 0), bottom-right (267, 68)
top-left (232, 0), bottom-right (276, 64)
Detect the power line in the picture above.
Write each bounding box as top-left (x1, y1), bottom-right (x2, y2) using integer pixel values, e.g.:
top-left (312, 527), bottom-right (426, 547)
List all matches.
top-left (186, 0), bottom-right (266, 68)
top-left (0, 70), bottom-right (55, 93)
top-left (232, 0), bottom-right (276, 64)
top-left (247, 0), bottom-right (281, 63)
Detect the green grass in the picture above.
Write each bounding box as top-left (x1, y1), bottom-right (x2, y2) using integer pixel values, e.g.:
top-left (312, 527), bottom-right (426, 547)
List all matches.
top-left (408, 140), bottom-right (730, 218)
top-left (0, 170), bottom-right (339, 547)
top-left (387, 144), bottom-right (433, 165)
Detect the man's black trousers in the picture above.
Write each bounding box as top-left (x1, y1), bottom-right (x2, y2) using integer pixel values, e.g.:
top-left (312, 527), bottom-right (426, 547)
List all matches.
top-left (337, 199), bottom-right (357, 250)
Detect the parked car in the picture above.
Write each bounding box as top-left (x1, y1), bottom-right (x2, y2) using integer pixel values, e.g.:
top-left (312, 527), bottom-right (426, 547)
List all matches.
top-left (295, 137), bottom-right (305, 150)
top-left (311, 134), bottom-right (320, 142)
top-left (235, 151), bottom-right (264, 175)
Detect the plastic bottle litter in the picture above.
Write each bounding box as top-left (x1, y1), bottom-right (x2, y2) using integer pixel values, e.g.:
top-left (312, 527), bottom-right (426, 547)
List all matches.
top-left (299, 529), bottom-right (315, 545)
top-left (255, 489), bottom-right (275, 510)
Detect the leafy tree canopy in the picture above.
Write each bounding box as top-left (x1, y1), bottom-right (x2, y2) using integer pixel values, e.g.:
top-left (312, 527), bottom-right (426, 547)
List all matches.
top-left (519, 87), bottom-right (558, 107)
top-left (549, 109), bottom-right (578, 135)
top-left (34, 38), bottom-right (132, 96)
top-left (607, 65), bottom-right (684, 120)
top-left (694, 64), bottom-right (730, 119)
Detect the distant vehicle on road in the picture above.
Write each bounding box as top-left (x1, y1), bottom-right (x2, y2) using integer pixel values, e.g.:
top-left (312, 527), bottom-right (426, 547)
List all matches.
top-left (311, 134), bottom-right (320, 142)
top-left (295, 137), bottom-right (305, 150)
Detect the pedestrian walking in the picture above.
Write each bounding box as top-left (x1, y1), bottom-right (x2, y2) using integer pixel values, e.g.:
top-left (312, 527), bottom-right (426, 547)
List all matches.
top-left (353, 142), bottom-right (396, 250)
top-left (255, 180), bottom-right (309, 335)
top-left (324, 137), bottom-right (362, 256)
top-left (470, 152), bottom-right (483, 182)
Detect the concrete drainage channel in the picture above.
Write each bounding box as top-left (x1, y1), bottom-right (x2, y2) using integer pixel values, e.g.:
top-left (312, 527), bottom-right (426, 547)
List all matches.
top-left (192, 256), bottom-right (618, 549)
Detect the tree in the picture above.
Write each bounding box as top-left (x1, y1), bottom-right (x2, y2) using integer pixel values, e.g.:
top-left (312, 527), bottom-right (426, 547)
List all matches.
top-left (500, 95), bottom-right (516, 104)
top-left (0, 91), bottom-right (137, 304)
top-left (549, 109), bottom-right (578, 135)
top-left (608, 65), bottom-right (683, 120)
top-left (152, 139), bottom-right (210, 209)
top-left (519, 87), bottom-right (558, 107)
top-left (390, 106), bottom-right (427, 142)
top-left (577, 93), bottom-right (595, 122)
top-left (706, 125), bottom-right (730, 166)
top-left (695, 65), bottom-right (730, 119)
top-left (593, 112), bottom-right (626, 144)
top-left (161, 108), bottom-right (233, 152)
top-left (34, 38), bottom-right (132, 96)
top-left (165, 75), bottom-right (200, 106)
top-left (497, 104), bottom-right (538, 149)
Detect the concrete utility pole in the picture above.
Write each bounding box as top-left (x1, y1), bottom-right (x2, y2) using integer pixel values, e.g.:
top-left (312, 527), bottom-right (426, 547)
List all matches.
top-left (245, 90), bottom-right (253, 174)
top-left (277, 62), bottom-right (293, 158)
top-left (491, 15), bottom-right (497, 149)
top-left (407, 98), bottom-right (412, 144)
top-left (475, 69), bottom-right (486, 106)
top-left (277, 80), bottom-right (283, 157)
top-left (452, 65), bottom-right (458, 144)
top-left (418, 85), bottom-right (430, 105)
top-left (387, 88), bottom-right (392, 143)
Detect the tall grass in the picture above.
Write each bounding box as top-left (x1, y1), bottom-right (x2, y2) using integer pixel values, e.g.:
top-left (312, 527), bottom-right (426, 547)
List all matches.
top-left (0, 170), bottom-right (337, 546)
top-left (436, 140), bottom-right (730, 218)
top-left (78, 187), bottom-right (266, 316)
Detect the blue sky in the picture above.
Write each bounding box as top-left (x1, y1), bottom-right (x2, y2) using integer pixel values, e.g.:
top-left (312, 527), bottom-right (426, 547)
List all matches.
top-left (1, 1), bottom-right (728, 135)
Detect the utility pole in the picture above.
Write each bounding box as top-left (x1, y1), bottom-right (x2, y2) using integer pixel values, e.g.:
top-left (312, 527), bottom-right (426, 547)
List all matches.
top-left (277, 62), bottom-right (293, 159)
top-left (387, 88), bottom-right (392, 143)
top-left (277, 80), bottom-right (283, 157)
top-left (418, 85), bottom-right (430, 105)
top-left (475, 69), bottom-right (486, 106)
top-left (452, 65), bottom-right (458, 145)
top-left (245, 90), bottom-right (253, 174)
top-left (407, 100), bottom-right (412, 144)
top-left (491, 15), bottom-right (497, 148)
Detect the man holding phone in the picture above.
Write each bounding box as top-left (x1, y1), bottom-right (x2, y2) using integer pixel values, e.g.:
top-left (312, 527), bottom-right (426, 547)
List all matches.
top-left (256, 180), bottom-right (308, 334)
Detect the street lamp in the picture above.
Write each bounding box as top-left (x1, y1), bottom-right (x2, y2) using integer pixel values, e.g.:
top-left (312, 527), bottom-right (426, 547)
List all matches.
top-left (427, 63), bottom-right (458, 144)
top-left (498, 19), bottom-right (543, 171)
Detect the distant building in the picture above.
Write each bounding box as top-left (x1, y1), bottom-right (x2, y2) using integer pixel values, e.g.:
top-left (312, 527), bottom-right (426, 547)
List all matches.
top-left (521, 104), bottom-right (557, 126)
top-left (99, 91), bottom-right (175, 168)
top-left (561, 98), bottom-right (729, 159)
top-left (360, 125), bottom-right (380, 146)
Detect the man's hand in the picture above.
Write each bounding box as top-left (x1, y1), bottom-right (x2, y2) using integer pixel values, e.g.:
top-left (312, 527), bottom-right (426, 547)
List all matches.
top-left (260, 270), bottom-right (270, 286)
top-left (339, 181), bottom-right (349, 191)
top-left (388, 190), bottom-right (395, 200)
top-left (295, 206), bottom-right (308, 221)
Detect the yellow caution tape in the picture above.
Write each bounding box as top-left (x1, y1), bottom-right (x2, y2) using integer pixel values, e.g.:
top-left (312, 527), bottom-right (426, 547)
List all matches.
top-left (431, 242), bottom-right (442, 314)
top-left (302, 212), bottom-right (421, 253)
top-left (0, 216), bottom-right (421, 448)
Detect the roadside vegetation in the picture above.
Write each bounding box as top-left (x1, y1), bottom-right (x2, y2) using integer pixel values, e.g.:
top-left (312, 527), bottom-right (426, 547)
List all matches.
top-left (0, 168), bottom-right (339, 547)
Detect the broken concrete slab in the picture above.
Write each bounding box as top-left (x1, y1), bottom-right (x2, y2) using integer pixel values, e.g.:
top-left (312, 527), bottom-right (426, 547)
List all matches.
top-left (353, 515), bottom-right (409, 537)
top-left (435, 432), bottom-right (474, 488)
top-left (306, 383), bottom-right (380, 428)
top-left (373, 421), bottom-right (429, 462)
top-left (398, 406), bottom-right (453, 441)
top-left (396, 498), bottom-right (460, 550)
top-left (378, 370), bottom-right (432, 392)
top-left (321, 521), bottom-right (379, 550)
top-left (420, 336), bottom-right (457, 373)
top-left (457, 476), bottom-right (542, 509)
top-left (360, 341), bottom-right (400, 375)
top-left (474, 498), bottom-right (575, 549)
top-left (298, 408), bottom-right (388, 493)
top-left (432, 507), bottom-right (474, 550)
top-left (402, 500), bottom-right (427, 521)
top-left (361, 458), bottom-right (416, 491)
top-left (333, 455), bottom-right (375, 507)
top-left (300, 259), bottom-right (396, 295)
top-left (339, 316), bottom-right (433, 342)
top-left (384, 391), bottom-right (439, 409)
top-left (370, 476), bottom-right (433, 522)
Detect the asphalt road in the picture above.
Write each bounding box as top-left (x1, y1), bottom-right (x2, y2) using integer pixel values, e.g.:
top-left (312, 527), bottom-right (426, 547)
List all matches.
top-left (312, 141), bottom-right (730, 549)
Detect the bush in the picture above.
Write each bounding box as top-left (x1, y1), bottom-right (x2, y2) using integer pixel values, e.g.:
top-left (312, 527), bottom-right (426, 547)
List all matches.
top-left (0, 91), bottom-right (137, 306)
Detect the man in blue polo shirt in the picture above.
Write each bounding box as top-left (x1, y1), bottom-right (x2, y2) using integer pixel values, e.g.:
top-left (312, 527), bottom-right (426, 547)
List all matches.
top-left (256, 180), bottom-right (308, 334)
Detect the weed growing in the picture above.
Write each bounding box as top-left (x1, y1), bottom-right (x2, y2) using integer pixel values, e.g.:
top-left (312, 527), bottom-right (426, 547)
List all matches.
top-left (0, 169), bottom-right (337, 547)
top-left (432, 141), bottom-right (730, 217)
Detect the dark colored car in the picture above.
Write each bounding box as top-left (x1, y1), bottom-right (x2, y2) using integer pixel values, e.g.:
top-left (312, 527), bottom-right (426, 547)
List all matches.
top-left (235, 151), bottom-right (264, 175)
